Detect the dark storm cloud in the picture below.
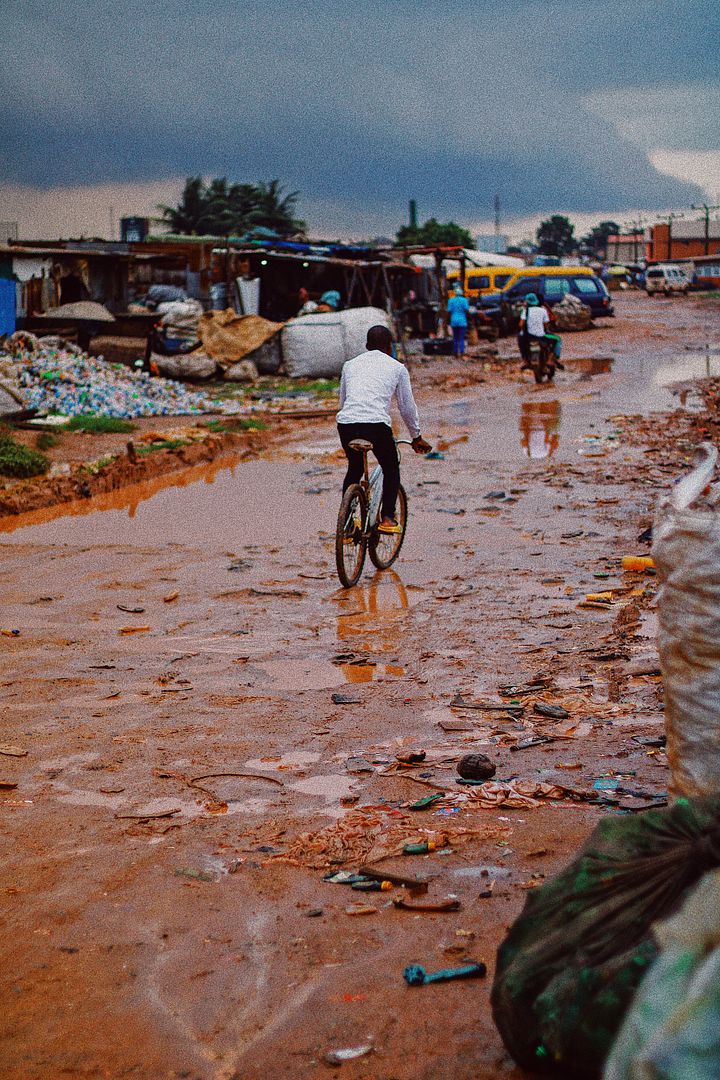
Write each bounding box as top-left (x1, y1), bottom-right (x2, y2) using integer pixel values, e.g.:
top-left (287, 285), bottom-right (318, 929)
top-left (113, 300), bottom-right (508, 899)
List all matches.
top-left (2, 0), bottom-right (717, 214)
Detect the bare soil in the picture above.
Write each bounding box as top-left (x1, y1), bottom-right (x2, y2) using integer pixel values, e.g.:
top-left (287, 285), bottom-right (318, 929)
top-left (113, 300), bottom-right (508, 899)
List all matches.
top-left (1, 292), bottom-right (718, 1079)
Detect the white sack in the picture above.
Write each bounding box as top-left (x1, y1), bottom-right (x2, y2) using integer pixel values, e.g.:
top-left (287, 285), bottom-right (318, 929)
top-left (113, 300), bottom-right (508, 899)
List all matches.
top-left (653, 442), bottom-right (720, 797)
top-left (282, 307), bottom-right (391, 379)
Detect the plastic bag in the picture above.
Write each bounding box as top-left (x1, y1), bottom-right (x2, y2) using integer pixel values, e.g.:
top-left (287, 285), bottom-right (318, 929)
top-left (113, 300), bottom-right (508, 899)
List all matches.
top-left (653, 442), bottom-right (720, 797)
top-left (491, 797), bottom-right (720, 1078)
top-left (604, 869), bottom-right (720, 1080)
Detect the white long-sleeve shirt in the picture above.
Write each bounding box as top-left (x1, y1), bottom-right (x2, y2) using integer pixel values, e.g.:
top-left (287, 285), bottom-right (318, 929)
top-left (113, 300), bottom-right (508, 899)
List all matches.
top-left (336, 350), bottom-right (421, 438)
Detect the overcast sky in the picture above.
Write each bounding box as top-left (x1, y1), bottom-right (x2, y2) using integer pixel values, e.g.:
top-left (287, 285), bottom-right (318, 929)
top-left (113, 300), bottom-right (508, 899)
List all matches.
top-left (2, 0), bottom-right (718, 239)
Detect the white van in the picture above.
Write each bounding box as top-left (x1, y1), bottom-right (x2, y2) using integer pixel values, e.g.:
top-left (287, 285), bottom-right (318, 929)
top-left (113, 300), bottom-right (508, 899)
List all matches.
top-left (646, 264), bottom-right (690, 296)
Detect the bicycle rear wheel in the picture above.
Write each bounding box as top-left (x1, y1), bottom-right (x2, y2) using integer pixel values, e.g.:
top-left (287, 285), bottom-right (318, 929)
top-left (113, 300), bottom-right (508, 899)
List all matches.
top-left (335, 484), bottom-right (368, 588)
top-left (369, 484), bottom-right (407, 570)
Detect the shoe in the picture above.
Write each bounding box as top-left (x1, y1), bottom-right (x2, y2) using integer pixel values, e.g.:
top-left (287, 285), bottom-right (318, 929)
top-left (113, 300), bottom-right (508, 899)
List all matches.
top-left (377, 518), bottom-right (402, 534)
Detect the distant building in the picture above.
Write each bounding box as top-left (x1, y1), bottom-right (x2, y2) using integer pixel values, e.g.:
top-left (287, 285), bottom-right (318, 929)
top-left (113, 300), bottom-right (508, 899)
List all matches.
top-left (475, 234), bottom-right (508, 255)
top-left (606, 232), bottom-right (648, 264)
top-left (649, 218), bottom-right (720, 262)
top-left (120, 217), bottom-right (150, 243)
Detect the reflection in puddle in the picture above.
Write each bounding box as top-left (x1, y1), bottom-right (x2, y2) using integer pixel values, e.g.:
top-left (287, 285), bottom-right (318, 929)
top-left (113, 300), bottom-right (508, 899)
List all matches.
top-left (565, 357), bottom-right (614, 376)
top-left (519, 401), bottom-right (561, 459)
top-left (0, 452), bottom-right (245, 535)
top-left (335, 571), bottom-right (410, 655)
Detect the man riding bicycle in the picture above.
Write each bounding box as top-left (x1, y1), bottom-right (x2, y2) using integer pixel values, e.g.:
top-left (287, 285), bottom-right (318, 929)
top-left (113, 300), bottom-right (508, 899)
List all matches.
top-left (337, 324), bottom-right (431, 533)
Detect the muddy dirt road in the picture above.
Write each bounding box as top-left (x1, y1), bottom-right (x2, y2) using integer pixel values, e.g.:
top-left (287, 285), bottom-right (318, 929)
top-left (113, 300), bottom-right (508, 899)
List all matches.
top-left (1, 293), bottom-right (718, 1079)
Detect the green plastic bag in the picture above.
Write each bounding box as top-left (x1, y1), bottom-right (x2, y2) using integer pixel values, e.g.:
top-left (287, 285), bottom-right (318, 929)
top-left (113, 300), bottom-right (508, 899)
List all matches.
top-left (491, 798), bottom-right (720, 1078)
top-left (604, 869), bottom-right (720, 1080)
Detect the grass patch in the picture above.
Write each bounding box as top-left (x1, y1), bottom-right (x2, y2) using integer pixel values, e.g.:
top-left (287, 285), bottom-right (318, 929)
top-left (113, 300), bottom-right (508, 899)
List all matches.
top-left (67, 415), bottom-right (136, 434)
top-left (136, 439), bottom-right (187, 455)
top-left (0, 436), bottom-right (50, 478)
top-left (202, 418), bottom-right (268, 433)
top-left (36, 431), bottom-right (59, 451)
top-left (272, 378), bottom-right (339, 396)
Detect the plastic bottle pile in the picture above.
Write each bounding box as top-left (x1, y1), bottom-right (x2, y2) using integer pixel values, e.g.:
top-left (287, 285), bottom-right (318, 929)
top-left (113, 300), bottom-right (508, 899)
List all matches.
top-left (0, 334), bottom-right (224, 419)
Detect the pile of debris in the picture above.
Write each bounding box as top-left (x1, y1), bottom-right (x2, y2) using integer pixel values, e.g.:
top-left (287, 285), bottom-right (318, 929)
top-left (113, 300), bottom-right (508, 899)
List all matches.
top-left (552, 293), bottom-right (594, 331)
top-left (0, 333), bottom-right (221, 419)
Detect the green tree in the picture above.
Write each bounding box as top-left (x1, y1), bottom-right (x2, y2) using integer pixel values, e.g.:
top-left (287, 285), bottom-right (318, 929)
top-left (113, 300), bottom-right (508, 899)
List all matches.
top-left (159, 178), bottom-right (306, 238)
top-left (580, 220), bottom-right (621, 259)
top-left (396, 217), bottom-right (473, 247)
top-left (536, 215), bottom-right (576, 256)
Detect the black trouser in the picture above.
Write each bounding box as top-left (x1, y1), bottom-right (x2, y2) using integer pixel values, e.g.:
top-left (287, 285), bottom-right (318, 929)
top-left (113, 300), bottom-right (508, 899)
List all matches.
top-left (338, 421), bottom-right (399, 520)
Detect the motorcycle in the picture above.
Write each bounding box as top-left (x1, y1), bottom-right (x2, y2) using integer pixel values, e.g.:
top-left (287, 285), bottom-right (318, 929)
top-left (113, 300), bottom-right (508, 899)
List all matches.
top-left (522, 335), bottom-right (557, 383)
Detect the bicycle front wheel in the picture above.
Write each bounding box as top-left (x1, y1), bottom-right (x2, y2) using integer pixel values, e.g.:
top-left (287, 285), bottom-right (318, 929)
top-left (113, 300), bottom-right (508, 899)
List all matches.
top-left (369, 484), bottom-right (407, 570)
top-left (335, 484), bottom-right (368, 588)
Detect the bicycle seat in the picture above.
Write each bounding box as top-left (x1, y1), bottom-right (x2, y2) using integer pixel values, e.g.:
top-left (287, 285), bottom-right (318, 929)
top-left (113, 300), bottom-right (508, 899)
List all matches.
top-left (348, 439), bottom-right (373, 453)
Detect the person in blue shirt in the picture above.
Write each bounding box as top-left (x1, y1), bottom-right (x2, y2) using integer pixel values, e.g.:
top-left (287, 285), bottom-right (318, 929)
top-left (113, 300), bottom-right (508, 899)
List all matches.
top-left (447, 283), bottom-right (470, 357)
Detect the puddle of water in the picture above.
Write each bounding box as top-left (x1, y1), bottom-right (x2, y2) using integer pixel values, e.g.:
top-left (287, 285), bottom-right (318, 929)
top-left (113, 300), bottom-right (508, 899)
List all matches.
top-left (256, 658), bottom-right (346, 692)
top-left (655, 350), bottom-right (720, 388)
top-left (289, 774), bottom-right (358, 802)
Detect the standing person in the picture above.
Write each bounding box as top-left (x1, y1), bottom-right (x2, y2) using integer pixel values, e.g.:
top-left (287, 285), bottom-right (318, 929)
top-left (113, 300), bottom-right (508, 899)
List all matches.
top-left (447, 282), bottom-right (470, 358)
top-left (337, 324), bottom-right (431, 533)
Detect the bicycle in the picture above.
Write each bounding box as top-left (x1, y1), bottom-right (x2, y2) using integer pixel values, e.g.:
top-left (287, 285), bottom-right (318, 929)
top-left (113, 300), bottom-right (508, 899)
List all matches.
top-left (335, 438), bottom-right (411, 588)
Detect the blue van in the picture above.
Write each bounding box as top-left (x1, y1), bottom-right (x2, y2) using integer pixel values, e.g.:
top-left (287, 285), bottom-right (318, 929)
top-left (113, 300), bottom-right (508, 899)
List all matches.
top-left (480, 271), bottom-right (613, 334)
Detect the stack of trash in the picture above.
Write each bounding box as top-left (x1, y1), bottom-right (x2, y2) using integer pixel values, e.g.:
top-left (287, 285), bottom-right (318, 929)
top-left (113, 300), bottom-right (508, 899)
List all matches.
top-left (0, 332), bottom-right (221, 418)
top-left (552, 293), bottom-right (593, 331)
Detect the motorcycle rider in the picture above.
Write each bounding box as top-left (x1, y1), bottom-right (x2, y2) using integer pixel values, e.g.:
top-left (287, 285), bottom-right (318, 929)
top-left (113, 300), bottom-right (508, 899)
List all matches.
top-left (518, 292), bottom-right (563, 368)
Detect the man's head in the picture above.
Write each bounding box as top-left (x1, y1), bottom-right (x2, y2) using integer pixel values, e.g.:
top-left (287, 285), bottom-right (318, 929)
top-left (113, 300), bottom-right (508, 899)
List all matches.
top-left (366, 324), bottom-right (394, 355)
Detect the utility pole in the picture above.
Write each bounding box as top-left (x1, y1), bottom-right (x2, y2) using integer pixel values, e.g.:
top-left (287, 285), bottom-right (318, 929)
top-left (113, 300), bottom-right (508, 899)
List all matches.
top-left (493, 193), bottom-right (501, 247)
top-left (409, 199), bottom-right (418, 230)
top-left (664, 212), bottom-right (684, 261)
top-left (690, 203), bottom-right (720, 256)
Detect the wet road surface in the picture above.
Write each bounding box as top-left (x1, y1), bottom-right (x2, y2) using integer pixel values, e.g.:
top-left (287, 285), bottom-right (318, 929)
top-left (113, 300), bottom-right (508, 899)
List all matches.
top-left (1, 293), bottom-right (717, 1079)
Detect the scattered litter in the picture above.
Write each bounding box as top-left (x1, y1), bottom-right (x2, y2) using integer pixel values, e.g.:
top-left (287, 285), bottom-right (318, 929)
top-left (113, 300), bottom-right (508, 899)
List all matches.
top-left (409, 793), bottom-right (444, 811)
top-left (534, 703), bottom-right (570, 720)
top-left (404, 962), bottom-right (486, 986)
top-left (393, 895), bottom-right (460, 913)
top-left (115, 808), bottom-right (181, 820)
top-left (116, 605), bottom-right (145, 614)
top-left (361, 867), bottom-right (429, 892)
top-left (332, 692), bottom-right (362, 705)
top-left (0, 780), bottom-right (19, 789)
top-left (323, 1043), bottom-right (373, 1065)
top-left (396, 749), bottom-right (426, 765)
top-left (632, 735), bottom-right (666, 748)
top-left (439, 718), bottom-right (474, 732)
top-left (175, 868), bottom-right (214, 882)
top-left (118, 625), bottom-right (151, 635)
top-left (163, 591), bottom-right (179, 603)
top-left (594, 777), bottom-right (620, 791)
top-left (345, 757), bottom-right (374, 774)
top-left (0, 744), bottom-right (28, 757)
top-left (403, 841), bottom-right (437, 855)
top-left (457, 753), bottom-right (496, 781)
top-left (484, 491), bottom-right (506, 500)
top-left (345, 903), bottom-right (377, 916)
top-left (510, 736), bottom-right (554, 753)
top-left (622, 555), bottom-right (655, 572)
top-left (451, 694), bottom-right (523, 716)
top-left (424, 450), bottom-right (445, 459)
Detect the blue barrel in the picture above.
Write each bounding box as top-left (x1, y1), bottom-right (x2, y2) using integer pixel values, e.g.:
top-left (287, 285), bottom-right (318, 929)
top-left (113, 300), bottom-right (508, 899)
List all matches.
top-left (0, 278), bottom-right (16, 336)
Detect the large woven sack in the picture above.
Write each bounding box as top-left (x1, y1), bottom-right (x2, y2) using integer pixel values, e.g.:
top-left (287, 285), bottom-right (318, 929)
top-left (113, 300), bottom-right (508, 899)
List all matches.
top-left (653, 443), bottom-right (720, 797)
top-left (282, 307), bottom-right (391, 378)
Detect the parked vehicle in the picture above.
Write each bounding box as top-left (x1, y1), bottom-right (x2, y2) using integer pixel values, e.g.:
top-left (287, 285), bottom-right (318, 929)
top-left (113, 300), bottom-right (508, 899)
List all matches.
top-left (446, 266), bottom-right (516, 299)
top-left (645, 264), bottom-right (690, 296)
top-left (479, 271), bottom-right (613, 334)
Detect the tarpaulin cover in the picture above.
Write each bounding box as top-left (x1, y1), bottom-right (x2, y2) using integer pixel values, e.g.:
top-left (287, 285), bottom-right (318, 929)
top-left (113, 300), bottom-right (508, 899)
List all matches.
top-left (491, 797), bottom-right (720, 1078)
top-left (198, 309), bottom-right (282, 367)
